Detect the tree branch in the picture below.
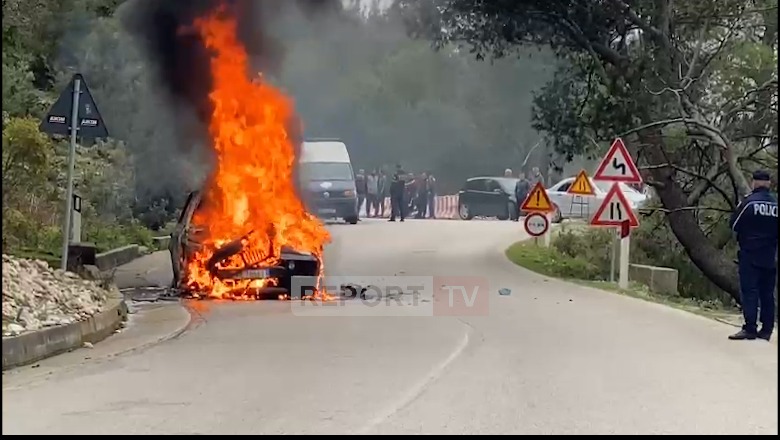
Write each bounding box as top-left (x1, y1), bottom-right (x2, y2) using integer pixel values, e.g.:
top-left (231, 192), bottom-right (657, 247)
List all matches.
top-left (619, 117), bottom-right (752, 196)
top-left (641, 162), bottom-right (733, 207)
top-left (640, 206), bottom-right (734, 214)
top-left (608, 0), bottom-right (673, 52)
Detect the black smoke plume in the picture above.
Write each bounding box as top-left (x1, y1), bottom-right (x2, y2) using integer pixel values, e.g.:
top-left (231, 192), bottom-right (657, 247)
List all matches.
top-left (121, 0), bottom-right (340, 126)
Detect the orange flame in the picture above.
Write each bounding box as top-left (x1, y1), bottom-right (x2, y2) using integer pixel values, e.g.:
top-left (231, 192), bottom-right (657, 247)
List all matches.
top-left (183, 9), bottom-right (331, 299)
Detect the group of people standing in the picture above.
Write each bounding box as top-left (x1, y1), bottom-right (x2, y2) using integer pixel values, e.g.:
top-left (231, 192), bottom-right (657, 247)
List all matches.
top-left (508, 166), bottom-right (545, 220)
top-left (354, 166), bottom-right (437, 222)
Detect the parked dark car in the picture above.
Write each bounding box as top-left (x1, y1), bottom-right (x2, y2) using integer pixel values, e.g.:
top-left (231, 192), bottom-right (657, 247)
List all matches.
top-left (169, 190), bottom-right (320, 299)
top-left (457, 177), bottom-right (520, 220)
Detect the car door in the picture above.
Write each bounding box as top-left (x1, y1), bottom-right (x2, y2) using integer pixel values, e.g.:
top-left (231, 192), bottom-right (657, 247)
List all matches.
top-left (484, 179), bottom-right (508, 217)
top-left (463, 178), bottom-right (491, 216)
top-left (169, 191), bottom-right (200, 287)
top-left (547, 179), bottom-right (574, 217)
top-left (459, 179), bottom-right (481, 211)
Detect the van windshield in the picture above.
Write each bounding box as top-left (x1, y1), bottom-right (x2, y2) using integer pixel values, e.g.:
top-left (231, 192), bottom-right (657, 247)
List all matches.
top-left (299, 162), bottom-right (353, 181)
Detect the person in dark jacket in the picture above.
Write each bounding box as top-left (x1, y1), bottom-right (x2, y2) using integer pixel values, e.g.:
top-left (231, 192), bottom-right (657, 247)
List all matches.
top-left (389, 165), bottom-right (406, 222)
top-left (404, 171), bottom-right (416, 218)
top-left (377, 168), bottom-right (389, 217)
top-left (415, 172), bottom-right (429, 219)
top-left (514, 171), bottom-right (531, 221)
top-left (355, 169), bottom-right (367, 218)
top-left (728, 170), bottom-right (778, 341)
top-left (427, 172), bottom-right (437, 219)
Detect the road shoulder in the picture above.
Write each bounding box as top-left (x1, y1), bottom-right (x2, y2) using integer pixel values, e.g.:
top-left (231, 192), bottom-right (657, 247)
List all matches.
top-left (2, 302), bottom-right (191, 389)
top-left (503, 238), bottom-right (777, 344)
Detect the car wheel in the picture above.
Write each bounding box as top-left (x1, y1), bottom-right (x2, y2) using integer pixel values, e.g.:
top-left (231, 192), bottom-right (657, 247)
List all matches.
top-left (458, 202), bottom-right (473, 220)
top-left (345, 215), bottom-right (358, 225)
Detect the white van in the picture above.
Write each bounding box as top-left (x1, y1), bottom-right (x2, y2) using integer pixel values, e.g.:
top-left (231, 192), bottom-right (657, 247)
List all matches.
top-left (299, 139), bottom-right (359, 224)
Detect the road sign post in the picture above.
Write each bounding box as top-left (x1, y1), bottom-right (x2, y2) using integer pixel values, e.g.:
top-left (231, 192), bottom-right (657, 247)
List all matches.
top-left (40, 73), bottom-right (108, 271)
top-left (543, 214), bottom-right (552, 247)
top-left (609, 230), bottom-right (617, 283)
top-left (520, 183), bottom-right (556, 248)
top-left (71, 193), bottom-right (83, 243)
top-left (619, 231), bottom-right (630, 289)
top-left (61, 77), bottom-right (82, 271)
top-left (591, 184), bottom-right (639, 289)
top-left (592, 138), bottom-right (642, 290)
top-left (524, 213), bottom-right (549, 247)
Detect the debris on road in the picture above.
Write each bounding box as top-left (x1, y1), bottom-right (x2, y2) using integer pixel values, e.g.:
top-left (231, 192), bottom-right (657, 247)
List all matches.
top-left (499, 288), bottom-right (512, 296)
top-left (340, 283), bottom-right (368, 299)
top-left (2, 254), bottom-right (116, 337)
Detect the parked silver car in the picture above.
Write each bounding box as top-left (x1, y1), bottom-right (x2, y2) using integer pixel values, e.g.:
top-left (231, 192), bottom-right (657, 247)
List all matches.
top-left (546, 177), bottom-right (649, 223)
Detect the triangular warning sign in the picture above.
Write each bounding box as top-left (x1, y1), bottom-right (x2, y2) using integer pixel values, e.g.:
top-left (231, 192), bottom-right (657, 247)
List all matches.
top-left (593, 138), bottom-right (642, 183)
top-left (590, 183), bottom-right (639, 227)
top-left (567, 170), bottom-right (595, 196)
top-left (520, 182), bottom-right (554, 213)
top-left (39, 74), bottom-right (109, 141)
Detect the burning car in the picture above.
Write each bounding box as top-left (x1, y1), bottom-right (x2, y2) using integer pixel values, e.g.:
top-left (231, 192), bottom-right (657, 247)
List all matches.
top-left (159, 9), bottom-right (331, 300)
top-left (169, 189), bottom-right (321, 299)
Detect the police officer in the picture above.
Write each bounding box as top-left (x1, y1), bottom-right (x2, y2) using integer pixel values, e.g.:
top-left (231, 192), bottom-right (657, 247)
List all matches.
top-left (389, 164), bottom-right (406, 222)
top-left (728, 170), bottom-right (778, 341)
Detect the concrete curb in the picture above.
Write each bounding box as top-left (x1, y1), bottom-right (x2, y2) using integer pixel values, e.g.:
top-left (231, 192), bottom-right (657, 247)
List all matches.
top-left (713, 317), bottom-right (741, 328)
top-left (2, 295), bottom-right (128, 370)
top-left (152, 235), bottom-right (171, 251)
top-left (96, 245), bottom-right (141, 271)
top-left (108, 304), bottom-right (192, 359)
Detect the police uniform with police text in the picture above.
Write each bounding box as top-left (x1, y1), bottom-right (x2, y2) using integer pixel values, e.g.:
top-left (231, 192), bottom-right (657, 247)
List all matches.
top-left (729, 173), bottom-right (778, 340)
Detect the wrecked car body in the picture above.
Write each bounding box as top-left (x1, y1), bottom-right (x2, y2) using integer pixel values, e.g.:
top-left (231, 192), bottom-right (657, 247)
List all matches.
top-left (169, 190), bottom-right (320, 299)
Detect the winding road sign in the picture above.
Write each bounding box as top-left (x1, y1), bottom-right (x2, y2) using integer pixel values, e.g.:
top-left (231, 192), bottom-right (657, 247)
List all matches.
top-left (593, 138), bottom-right (642, 184)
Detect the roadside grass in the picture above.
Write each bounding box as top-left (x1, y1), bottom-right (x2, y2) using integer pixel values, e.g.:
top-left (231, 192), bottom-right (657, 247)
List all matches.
top-left (4, 222), bottom-right (158, 269)
top-left (505, 232), bottom-right (742, 325)
top-left (9, 247), bottom-right (61, 269)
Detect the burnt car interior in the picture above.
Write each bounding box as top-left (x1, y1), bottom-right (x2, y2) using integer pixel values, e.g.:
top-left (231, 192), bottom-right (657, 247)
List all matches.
top-left (170, 190), bottom-right (320, 298)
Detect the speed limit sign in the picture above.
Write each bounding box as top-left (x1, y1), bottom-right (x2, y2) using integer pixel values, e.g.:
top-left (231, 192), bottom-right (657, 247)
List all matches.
top-left (524, 212), bottom-right (549, 237)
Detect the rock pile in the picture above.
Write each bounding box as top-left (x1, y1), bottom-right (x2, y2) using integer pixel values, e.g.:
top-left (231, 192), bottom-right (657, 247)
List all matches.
top-left (2, 254), bottom-right (117, 337)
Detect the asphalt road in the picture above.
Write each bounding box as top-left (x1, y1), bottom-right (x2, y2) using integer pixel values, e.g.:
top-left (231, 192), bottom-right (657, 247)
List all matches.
top-left (2, 219), bottom-right (777, 435)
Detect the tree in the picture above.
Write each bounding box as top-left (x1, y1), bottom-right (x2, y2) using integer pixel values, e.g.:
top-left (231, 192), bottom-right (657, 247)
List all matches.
top-left (277, 7), bottom-right (558, 192)
top-left (401, 0), bottom-right (778, 303)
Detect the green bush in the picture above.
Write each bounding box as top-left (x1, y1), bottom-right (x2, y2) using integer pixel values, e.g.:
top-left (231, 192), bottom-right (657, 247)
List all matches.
top-left (630, 212), bottom-right (734, 305)
top-left (506, 240), bottom-right (602, 280)
top-left (552, 227), bottom-right (615, 280)
top-left (84, 220), bottom-right (154, 252)
top-left (546, 215), bottom-right (737, 306)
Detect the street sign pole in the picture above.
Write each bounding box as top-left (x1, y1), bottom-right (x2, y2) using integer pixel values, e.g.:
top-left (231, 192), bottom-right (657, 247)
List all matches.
top-left (40, 73), bottom-right (108, 272)
top-left (609, 230), bottom-right (616, 283)
top-left (543, 214), bottom-right (552, 247)
top-left (619, 233), bottom-right (630, 289)
top-left (60, 77), bottom-right (82, 271)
